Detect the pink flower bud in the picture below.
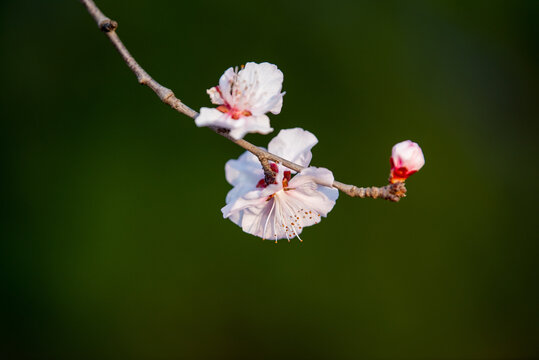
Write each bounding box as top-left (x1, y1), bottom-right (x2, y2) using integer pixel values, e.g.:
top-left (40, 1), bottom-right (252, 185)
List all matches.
top-left (389, 140), bottom-right (425, 183)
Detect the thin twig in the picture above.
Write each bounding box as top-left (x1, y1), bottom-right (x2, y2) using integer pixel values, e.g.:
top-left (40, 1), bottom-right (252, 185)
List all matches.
top-left (80, 0), bottom-right (407, 202)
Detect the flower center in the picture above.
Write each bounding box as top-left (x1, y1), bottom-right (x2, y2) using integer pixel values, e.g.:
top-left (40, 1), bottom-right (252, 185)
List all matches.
top-left (217, 105), bottom-right (252, 120)
top-left (255, 164), bottom-right (292, 189)
top-left (256, 163), bottom-right (279, 189)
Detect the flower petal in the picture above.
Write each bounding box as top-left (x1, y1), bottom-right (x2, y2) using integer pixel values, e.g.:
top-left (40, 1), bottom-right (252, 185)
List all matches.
top-left (391, 140), bottom-right (425, 171)
top-left (225, 151), bottom-right (262, 186)
top-left (207, 86), bottom-right (224, 105)
top-left (224, 151), bottom-right (263, 204)
top-left (218, 67), bottom-right (237, 105)
top-left (222, 190), bottom-right (267, 219)
top-left (238, 62), bottom-right (284, 115)
top-left (228, 115), bottom-right (273, 140)
top-left (195, 108), bottom-right (231, 128)
top-left (288, 167), bottom-right (339, 217)
top-left (221, 185), bottom-right (279, 237)
top-left (268, 128), bottom-right (318, 168)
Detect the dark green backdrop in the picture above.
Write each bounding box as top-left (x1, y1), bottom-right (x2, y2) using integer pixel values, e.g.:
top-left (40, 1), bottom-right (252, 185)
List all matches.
top-left (1, 0), bottom-right (538, 358)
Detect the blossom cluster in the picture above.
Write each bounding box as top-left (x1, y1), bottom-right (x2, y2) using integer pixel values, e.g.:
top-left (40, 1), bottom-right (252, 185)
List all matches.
top-left (196, 62), bottom-right (425, 241)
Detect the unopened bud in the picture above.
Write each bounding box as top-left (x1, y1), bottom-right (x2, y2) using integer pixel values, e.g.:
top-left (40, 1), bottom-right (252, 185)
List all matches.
top-left (389, 140), bottom-right (425, 183)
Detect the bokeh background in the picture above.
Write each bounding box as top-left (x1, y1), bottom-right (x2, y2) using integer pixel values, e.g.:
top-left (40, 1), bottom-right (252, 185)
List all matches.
top-left (1, 0), bottom-right (538, 358)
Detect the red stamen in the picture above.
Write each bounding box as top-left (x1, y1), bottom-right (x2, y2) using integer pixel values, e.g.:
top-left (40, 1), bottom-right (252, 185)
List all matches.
top-left (283, 171), bottom-right (291, 181)
top-left (217, 105), bottom-right (229, 114)
top-left (282, 170), bottom-right (291, 188)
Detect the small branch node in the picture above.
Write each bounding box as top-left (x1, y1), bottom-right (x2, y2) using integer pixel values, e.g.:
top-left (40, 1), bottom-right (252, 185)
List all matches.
top-left (213, 126), bottom-right (230, 135)
top-left (161, 90), bottom-right (175, 102)
top-left (99, 19), bottom-right (118, 33)
top-left (358, 187), bottom-right (365, 198)
top-left (138, 76), bottom-right (151, 85)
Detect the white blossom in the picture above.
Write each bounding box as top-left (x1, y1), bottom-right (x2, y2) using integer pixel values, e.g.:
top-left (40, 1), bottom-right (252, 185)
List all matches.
top-left (196, 62), bottom-right (284, 140)
top-left (222, 128), bottom-right (338, 241)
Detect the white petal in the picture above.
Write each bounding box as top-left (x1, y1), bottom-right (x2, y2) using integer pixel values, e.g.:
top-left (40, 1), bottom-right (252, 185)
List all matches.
top-left (228, 115), bottom-right (273, 140)
top-left (222, 186), bottom-right (281, 239)
top-left (288, 167), bottom-right (339, 216)
top-left (228, 127), bottom-right (249, 140)
top-left (218, 67), bottom-right (237, 105)
top-left (284, 188), bottom-right (335, 218)
top-left (224, 151), bottom-right (263, 204)
top-left (242, 115), bottom-right (273, 136)
top-left (195, 108), bottom-right (229, 128)
top-left (196, 108), bottom-right (250, 134)
top-left (268, 128), bottom-right (318, 167)
top-left (241, 202), bottom-right (280, 239)
top-left (269, 93), bottom-right (284, 115)
top-left (225, 151), bottom-right (262, 186)
top-left (222, 190), bottom-right (267, 218)
top-left (237, 62), bottom-right (284, 115)
top-left (196, 108), bottom-right (265, 140)
top-left (291, 167), bottom-right (334, 187)
top-left (318, 186), bottom-right (339, 203)
top-left (227, 208), bottom-right (243, 227)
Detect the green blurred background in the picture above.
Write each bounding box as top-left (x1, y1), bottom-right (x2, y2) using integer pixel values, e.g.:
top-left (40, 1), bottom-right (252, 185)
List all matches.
top-left (1, 0), bottom-right (538, 358)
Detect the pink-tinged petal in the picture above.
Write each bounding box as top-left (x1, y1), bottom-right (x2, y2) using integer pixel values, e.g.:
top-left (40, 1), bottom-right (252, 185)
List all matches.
top-left (207, 86), bottom-right (224, 105)
top-left (268, 128), bottom-right (318, 168)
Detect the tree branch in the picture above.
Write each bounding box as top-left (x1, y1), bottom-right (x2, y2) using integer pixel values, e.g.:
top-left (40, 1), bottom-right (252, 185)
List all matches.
top-left (80, 0), bottom-right (407, 202)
